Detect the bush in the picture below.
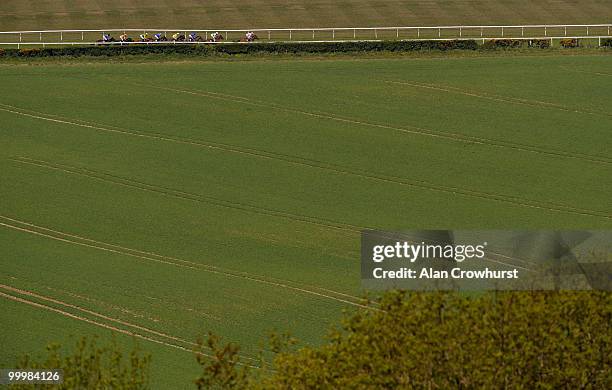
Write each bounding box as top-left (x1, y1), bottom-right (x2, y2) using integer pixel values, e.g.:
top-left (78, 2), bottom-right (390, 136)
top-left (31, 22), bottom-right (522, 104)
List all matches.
top-left (482, 39), bottom-right (523, 49)
top-left (0, 40), bottom-right (478, 59)
top-left (14, 335), bottom-right (151, 390)
top-left (18, 48), bottom-right (43, 57)
top-left (201, 291), bottom-right (612, 389)
top-left (560, 39), bottom-right (579, 48)
top-left (527, 39), bottom-right (551, 49)
top-left (602, 38), bottom-right (612, 47)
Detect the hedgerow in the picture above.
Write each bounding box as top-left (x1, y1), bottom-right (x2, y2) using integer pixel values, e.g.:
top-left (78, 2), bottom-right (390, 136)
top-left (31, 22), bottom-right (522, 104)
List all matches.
top-left (482, 39), bottom-right (521, 49)
top-left (0, 40), bottom-right (478, 58)
top-left (560, 38), bottom-right (579, 48)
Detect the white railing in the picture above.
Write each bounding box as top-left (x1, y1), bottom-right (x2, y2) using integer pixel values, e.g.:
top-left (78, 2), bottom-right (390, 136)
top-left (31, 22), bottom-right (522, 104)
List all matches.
top-left (0, 24), bottom-right (610, 46)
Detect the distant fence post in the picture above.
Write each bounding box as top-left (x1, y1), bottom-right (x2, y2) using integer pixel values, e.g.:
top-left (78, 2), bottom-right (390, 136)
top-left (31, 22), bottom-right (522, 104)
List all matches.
top-left (289, 30), bottom-right (292, 40)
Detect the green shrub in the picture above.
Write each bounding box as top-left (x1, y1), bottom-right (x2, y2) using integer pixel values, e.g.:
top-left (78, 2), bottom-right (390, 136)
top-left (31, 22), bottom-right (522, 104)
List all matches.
top-left (600, 38), bottom-right (612, 47)
top-left (482, 39), bottom-right (523, 49)
top-left (14, 335), bottom-right (151, 390)
top-left (560, 38), bottom-right (579, 48)
top-left (17, 48), bottom-right (43, 57)
top-left (199, 291), bottom-right (611, 389)
top-left (528, 39), bottom-right (551, 48)
top-left (0, 40), bottom-right (478, 59)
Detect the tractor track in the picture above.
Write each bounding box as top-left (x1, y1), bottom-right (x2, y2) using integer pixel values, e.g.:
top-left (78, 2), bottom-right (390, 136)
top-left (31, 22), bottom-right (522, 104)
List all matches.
top-left (11, 156), bottom-right (362, 235)
top-left (0, 104), bottom-right (609, 220)
top-left (384, 79), bottom-right (612, 119)
top-left (0, 215), bottom-right (371, 309)
top-left (127, 81), bottom-right (612, 166)
top-left (0, 288), bottom-right (259, 367)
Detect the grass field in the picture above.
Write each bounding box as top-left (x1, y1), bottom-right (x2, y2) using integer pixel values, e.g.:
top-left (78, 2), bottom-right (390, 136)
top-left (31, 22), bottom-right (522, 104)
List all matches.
top-left (1, 0), bottom-right (611, 31)
top-left (1, 53), bottom-right (611, 388)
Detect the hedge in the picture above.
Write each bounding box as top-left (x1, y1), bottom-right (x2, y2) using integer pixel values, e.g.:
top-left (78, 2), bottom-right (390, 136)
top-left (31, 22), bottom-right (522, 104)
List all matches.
top-left (482, 38), bottom-right (551, 49)
top-left (4, 36), bottom-right (606, 58)
top-left (560, 38), bottom-right (579, 48)
top-left (0, 40), bottom-right (479, 58)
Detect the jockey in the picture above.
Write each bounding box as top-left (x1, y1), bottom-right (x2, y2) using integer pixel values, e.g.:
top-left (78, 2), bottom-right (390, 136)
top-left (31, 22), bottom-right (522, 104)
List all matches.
top-left (154, 33), bottom-right (163, 41)
top-left (102, 33), bottom-right (112, 42)
top-left (140, 32), bottom-right (150, 41)
top-left (211, 32), bottom-right (221, 41)
top-left (119, 33), bottom-right (129, 42)
top-left (246, 32), bottom-right (255, 41)
top-left (172, 32), bottom-right (182, 41)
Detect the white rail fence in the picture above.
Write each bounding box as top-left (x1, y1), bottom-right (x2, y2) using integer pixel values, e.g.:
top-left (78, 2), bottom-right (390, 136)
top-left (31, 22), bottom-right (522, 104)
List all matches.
top-left (1, 24), bottom-right (611, 47)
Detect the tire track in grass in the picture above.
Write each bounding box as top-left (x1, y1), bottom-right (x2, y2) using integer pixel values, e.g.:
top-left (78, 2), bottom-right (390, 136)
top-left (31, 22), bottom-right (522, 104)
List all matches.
top-left (2, 104), bottom-right (610, 219)
top-left (14, 156), bottom-right (611, 258)
top-left (0, 161), bottom-right (587, 272)
top-left (11, 153), bottom-right (612, 222)
top-left (123, 81), bottom-right (612, 166)
top-left (11, 156), bottom-right (362, 235)
top-left (383, 79), bottom-right (612, 119)
top-left (559, 65), bottom-right (612, 78)
top-left (41, 284), bottom-right (164, 323)
top-left (46, 285), bottom-right (222, 322)
top-left (0, 216), bottom-right (372, 309)
top-left (0, 283), bottom-right (199, 350)
top-left (0, 290), bottom-right (259, 368)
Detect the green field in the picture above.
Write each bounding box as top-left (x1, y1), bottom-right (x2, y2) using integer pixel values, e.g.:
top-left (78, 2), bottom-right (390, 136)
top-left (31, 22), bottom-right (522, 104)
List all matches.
top-left (1, 53), bottom-right (611, 388)
top-left (1, 0), bottom-right (611, 31)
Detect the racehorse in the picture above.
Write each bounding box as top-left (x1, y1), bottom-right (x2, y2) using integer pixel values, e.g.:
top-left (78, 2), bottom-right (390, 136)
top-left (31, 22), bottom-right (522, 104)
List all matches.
top-left (245, 32), bottom-right (258, 42)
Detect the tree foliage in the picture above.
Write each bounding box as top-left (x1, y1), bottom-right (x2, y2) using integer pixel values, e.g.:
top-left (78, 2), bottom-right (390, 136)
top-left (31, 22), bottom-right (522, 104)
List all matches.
top-left (199, 291), bottom-right (611, 389)
top-left (14, 335), bottom-right (151, 390)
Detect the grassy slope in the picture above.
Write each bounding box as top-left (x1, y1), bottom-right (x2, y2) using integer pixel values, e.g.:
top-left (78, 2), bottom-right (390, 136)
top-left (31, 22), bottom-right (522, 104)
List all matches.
top-left (0, 1), bottom-right (611, 30)
top-left (0, 54), bottom-right (611, 388)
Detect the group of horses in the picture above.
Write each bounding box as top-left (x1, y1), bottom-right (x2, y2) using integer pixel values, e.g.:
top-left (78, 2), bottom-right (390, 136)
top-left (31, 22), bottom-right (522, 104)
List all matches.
top-left (97, 32), bottom-right (259, 44)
